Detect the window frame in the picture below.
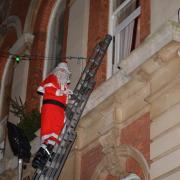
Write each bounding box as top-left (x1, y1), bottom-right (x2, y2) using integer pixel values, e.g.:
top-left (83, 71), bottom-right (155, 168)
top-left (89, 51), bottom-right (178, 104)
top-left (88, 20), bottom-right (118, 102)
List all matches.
top-left (107, 0), bottom-right (141, 77)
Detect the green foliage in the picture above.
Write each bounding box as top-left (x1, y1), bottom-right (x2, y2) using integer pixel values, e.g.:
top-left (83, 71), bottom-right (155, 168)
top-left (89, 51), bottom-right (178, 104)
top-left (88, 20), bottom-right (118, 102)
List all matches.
top-left (10, 97), bottom-right (41, 141)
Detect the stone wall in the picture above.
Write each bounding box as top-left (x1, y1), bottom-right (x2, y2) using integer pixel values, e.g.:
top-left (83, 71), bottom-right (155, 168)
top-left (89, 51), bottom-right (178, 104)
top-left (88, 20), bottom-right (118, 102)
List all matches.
top-left (71, 22), bottom-right (180, 180)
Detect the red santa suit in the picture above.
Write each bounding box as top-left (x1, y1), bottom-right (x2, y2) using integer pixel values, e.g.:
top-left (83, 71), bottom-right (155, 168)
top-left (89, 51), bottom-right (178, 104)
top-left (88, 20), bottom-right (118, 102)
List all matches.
top-left (37, 63), bottom-right (71, 146)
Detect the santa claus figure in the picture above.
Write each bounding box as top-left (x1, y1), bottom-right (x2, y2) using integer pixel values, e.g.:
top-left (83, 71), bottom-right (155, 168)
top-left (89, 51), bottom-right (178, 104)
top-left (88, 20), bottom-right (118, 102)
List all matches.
top-left (32, 62), bottom-right (72, 170)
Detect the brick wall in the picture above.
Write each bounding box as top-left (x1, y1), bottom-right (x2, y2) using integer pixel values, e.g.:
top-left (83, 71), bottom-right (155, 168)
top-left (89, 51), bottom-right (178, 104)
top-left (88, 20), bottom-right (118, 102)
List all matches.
top-left (106, 175), bottom-right (120, 180)
top-left (120, 113), bottom-right (150, 179)
top-left (26, 0), bottom-right (56, 111)
top-left (139, 0), bottom-right (150, 43)
top-left (87, 0), bottom-right (150, 86)
top-left (8, 0), bottom-right (31, 27)
top-left (26, 0), bottom-right (70, 111)
top-left (81, 144), bottom-right (103, 180)
top-left (126, 158), bottom-right (144, 179)
top-left (87, 0), bottom-right (109, 87)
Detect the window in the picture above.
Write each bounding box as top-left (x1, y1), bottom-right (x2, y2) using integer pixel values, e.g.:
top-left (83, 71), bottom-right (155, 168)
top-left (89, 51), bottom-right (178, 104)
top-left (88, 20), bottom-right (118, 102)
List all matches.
top-left (43, 0), bottom-right (67, 78)
top-left (108, 0), bottom-right (140, 75)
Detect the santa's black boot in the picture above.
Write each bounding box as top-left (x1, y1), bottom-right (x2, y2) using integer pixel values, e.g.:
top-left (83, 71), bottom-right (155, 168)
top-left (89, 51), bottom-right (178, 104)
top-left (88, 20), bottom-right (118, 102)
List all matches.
top-left (32, 144), bottom-right (54, 170)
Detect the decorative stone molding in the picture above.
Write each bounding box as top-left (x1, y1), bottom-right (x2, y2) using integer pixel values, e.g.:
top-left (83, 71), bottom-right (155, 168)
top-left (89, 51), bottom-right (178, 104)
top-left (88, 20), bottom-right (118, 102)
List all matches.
top-left (0, 33), bottom-right (34, 119)
top-left (99, 129), bottom-right (126, 177)
top-left (0, 16), bottom-right (22, 38)
top-left (9, 33), bottom-right (34, 55)
top-left (0, 33), bottom-right (35, 173)
top-left (92, 137), bottom-right (150, 180)
top-left (83, 21), bottom-right (180, 118)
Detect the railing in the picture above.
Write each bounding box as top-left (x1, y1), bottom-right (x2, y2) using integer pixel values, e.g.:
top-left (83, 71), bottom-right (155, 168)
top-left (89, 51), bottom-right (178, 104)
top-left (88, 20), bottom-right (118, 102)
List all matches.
top-left (109, 0), bottom-right (141, 74)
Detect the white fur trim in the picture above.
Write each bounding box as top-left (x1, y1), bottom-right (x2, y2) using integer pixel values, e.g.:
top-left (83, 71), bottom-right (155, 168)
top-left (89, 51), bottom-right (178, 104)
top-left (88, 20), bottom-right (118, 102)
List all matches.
top-left (47, 140), bottom-right (56, 145)
top-left (61, 84), bottom-right (65, 90)
top-left (55, 89), bottom-right (63, 96)
top-left (37, 86), bottom-right (44, 93)
top-left (41, 133), bottom-right (58, 142)
top-left (44, 83), bottom-right (56, 88)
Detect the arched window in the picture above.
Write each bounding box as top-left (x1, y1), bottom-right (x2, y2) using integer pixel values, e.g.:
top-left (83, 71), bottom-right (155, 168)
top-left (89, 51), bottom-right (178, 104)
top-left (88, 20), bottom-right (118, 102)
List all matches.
top-left (44, 0), bottom-right (66, 77)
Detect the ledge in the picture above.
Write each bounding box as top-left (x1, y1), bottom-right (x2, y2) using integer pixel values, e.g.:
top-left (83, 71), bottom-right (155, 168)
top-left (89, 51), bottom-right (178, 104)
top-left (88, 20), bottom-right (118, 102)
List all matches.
top-left (83, 21), bottom-right (180, 117)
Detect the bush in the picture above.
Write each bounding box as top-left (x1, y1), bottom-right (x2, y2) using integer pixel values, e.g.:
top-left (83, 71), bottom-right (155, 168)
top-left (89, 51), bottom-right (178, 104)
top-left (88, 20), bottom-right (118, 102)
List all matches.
top-left (10, 97), bottom-right (40, 141)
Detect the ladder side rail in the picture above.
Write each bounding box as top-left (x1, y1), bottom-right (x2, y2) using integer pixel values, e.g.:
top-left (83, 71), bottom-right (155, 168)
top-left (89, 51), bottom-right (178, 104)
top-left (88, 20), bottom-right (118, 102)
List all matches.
top-left (45, 85), bottom-right (94, 176)
top-left (45, 35), bottom-right (112, 179)
top-left (45, 86), bottom-right (93, 179)
top-left (32, 35), bottom-right (112, 180)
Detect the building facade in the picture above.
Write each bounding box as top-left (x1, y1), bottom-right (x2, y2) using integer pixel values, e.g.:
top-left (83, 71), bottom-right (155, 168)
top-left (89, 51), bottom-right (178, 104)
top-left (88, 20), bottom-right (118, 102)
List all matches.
top-left (0, 0), bottom-right (180, 179)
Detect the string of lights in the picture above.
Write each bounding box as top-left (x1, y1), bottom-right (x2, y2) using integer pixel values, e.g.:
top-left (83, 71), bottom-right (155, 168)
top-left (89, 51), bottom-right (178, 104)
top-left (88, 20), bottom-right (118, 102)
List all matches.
top-left (0, 50), bottom-right (90, 62)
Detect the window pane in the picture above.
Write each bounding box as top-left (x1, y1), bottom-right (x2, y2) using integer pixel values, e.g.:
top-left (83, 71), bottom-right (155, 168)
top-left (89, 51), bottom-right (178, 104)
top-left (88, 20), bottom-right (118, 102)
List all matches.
top-left (114, 0), bottom-right (138, 25)
top-left (113, 0), bottom-right (126, 11)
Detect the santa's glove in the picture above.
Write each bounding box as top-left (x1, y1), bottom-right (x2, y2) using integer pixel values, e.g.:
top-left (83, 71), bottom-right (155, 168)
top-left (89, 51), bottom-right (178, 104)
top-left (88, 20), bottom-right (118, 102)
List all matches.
top-left (56, 89), bottom-right (73, 96)
top-left (66, 89), bottom-right (73, 95)
top-left (55, 89), bottom-right (64, 96)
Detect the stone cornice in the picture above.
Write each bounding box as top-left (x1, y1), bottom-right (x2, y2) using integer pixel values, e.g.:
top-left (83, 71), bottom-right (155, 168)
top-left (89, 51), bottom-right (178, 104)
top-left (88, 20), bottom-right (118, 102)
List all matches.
top-left (78, 21), bottom-right (180, 152)
top-left (83, 21), bottom-right (180, 117)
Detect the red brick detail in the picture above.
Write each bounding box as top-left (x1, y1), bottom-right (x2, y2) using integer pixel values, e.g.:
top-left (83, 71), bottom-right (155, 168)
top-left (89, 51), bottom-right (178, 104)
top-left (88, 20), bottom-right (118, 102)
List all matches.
top-left (139, 0), bottom-right (150, 42)
top-left (81, 144), bottom-right (103, 180)
top-left (87, 0), bottom-right (109, 87)
top-left (8, 0), bottom-right (31, 27)
top-left (126, 157), bottom-right (144, 180)
top-left (106, 175), bottom-right (120, 180)
top-left (120, 113), bottom-right (150, 177)
top-left (26, 0), bottom-right (56, 111)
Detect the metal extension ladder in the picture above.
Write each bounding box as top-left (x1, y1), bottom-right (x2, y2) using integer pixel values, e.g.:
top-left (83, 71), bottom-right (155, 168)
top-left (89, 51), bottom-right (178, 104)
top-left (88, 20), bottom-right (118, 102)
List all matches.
top-left (32, 34), bottom-right (112, 180)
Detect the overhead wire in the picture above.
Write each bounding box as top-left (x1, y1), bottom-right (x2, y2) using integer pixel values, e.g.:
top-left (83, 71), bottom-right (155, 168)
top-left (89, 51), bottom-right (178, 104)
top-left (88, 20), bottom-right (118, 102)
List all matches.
top-left (0, 50), bottom-right (89, 61)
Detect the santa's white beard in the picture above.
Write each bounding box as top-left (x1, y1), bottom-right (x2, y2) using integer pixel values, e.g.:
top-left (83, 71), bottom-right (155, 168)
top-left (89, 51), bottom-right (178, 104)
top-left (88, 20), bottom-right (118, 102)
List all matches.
top-left (54, 70), bottom-right (69, 85)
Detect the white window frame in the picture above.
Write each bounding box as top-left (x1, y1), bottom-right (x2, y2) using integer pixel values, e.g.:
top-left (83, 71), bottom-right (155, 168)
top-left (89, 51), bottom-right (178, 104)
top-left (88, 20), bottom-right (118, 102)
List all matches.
top-left (107, 0), bottom-right (141, 78)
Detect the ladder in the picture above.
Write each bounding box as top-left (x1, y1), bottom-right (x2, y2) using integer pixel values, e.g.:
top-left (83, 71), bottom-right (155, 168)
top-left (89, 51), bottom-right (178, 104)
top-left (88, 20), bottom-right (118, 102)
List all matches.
top-left (32, 34), bottom-right (112, 180)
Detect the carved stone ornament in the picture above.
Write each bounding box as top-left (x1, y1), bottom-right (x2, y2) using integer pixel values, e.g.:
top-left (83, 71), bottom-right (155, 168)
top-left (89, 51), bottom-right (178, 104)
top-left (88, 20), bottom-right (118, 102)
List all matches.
top-left (97, 128), bottom-right (150, 179)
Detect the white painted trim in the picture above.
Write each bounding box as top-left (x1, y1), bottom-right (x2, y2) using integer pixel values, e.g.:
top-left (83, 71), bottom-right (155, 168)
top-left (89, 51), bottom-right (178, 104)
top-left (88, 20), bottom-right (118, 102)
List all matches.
top-left (43, 0), bottom-right (66, 79)
top-left (41, 133), bottom-right (58, 142)
top-left (112, 0), bottom-right (132, 19)
top-left (83, 21), bottom-right (180, 117)
top-left (0, 55), bottom-right (13, 118)
top-left (107, 0), bottom-right (114, 79)
top-left (0, 33), bottom-right (34, 119)
top-left (24, 0), bottom-right (42, 33)
top-left (80, 0), bottom-right (90, 71)
top-left (114, 7), bottom-right (141, 35)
